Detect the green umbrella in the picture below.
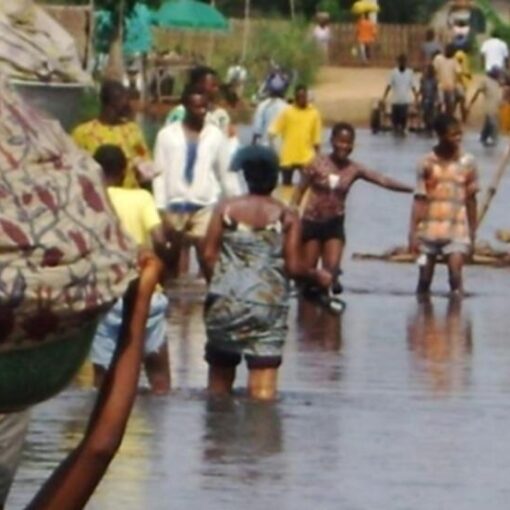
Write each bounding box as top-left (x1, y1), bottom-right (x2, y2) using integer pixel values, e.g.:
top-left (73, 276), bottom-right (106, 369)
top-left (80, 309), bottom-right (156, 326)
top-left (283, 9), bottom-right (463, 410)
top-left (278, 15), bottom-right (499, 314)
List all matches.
top-left (95, 3), bottom-right (156, 55)
top-left (155, 0), bottom-right (229, 32)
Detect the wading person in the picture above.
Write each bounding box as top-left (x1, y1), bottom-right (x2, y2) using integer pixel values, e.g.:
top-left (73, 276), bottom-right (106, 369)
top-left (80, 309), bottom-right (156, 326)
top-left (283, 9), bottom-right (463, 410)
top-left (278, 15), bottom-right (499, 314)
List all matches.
top-left (467, 66), bottom-right (504, 147)
top-left (419, 64), bottom-right (440, 134)
top-left (382, 54), bottom-right (418, 136)
top-left (202, 146), bottom-right (332, 400)
top-left (72, 80), bottom-right (150, 188)
top-left (292, 122), bottom-right (412, 299)
top-left (153, 85), bottom-right (241, 278)
top-left (268, 85), bottom-right (322, 188)
top-left (90, 145), bottom-right (171, 395)
top-left (433, 44), bottom-right (462, 117)
top-left (409, 114), bottom-right (479, 296)
top-left (251, 81), bottom-right (288, 146)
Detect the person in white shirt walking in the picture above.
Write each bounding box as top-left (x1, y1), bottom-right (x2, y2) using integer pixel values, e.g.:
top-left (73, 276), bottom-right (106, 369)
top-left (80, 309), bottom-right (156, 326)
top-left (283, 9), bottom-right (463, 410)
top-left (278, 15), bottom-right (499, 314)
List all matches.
top-left (153, 85), bottom-right (242, 275)
top-left (382, 54), bottom-right (418, 135)
top-left (251, 81), bottom-right (288, 146)
top-left (480, 29), bottom-right (509, 73)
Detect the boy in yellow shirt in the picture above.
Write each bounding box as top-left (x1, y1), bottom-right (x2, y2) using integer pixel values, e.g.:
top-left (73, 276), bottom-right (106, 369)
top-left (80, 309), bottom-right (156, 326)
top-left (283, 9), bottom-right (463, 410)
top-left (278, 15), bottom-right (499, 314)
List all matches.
top-left (269, 85), bottom-right (322, 187)
top-left (91, 144), bottom-right (171, 394)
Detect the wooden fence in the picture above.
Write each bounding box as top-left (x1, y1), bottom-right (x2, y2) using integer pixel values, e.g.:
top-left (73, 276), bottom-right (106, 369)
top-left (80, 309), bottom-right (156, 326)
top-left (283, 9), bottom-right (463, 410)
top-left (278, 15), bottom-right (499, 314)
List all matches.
top-left (41, 7), bottom-right (427, 70)
top-left (329, 23), bottom-right (427, 68)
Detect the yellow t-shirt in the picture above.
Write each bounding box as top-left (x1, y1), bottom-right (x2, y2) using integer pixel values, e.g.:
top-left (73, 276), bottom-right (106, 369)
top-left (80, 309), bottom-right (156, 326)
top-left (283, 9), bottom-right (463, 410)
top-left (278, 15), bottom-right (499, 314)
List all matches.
top-left (107, 187), bottom-right (161, 247)
top-left (72, 119), bottom-right (150, 189)
top-left (269, 105), bottom-right (322, 168)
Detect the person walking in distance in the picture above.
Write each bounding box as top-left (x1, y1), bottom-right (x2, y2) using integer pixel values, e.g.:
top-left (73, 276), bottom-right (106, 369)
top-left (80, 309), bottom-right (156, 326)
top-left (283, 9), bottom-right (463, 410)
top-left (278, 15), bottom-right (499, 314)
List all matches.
top-left (268, 85), bottom-right (322, 192)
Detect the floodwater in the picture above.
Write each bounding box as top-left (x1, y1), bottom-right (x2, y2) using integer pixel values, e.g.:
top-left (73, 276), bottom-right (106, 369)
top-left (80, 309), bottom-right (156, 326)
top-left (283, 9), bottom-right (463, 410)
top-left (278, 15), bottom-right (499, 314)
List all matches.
top-left (9, 129), bottom-right (510, 509)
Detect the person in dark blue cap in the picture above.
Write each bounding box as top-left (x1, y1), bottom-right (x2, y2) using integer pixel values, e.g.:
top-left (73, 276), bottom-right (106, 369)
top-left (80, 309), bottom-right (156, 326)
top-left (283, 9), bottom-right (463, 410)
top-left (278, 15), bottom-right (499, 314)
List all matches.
top-left (202, 145), bottom-right (332, 400)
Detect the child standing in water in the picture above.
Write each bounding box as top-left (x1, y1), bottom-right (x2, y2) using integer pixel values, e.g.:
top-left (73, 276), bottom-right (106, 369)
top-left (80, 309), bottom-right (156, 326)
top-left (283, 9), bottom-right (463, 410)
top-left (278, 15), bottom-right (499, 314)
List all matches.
top-left (292, 122), bottom-right (412, 297)
top-left (409, 114), bottom-right (479, 296)
top-left (91, 145), bottom-right (171, 395)
top-left (202, 146), bottom-right (331, 400)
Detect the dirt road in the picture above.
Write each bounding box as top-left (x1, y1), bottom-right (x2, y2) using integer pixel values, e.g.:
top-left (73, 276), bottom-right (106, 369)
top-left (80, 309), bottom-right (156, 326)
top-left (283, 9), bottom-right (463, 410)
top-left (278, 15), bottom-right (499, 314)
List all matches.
top-left (313, 66), bottom-right (486, 127)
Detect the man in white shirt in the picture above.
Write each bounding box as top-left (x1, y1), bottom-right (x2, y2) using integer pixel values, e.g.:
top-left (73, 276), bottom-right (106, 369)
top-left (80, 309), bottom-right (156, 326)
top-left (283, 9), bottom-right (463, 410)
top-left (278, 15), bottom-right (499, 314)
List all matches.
top-left (153, 85), bottom-right (241, 272)
top-left (480, 30), bottom-right (509, 73)
top-left (382, 54), bottom-right (418, 135)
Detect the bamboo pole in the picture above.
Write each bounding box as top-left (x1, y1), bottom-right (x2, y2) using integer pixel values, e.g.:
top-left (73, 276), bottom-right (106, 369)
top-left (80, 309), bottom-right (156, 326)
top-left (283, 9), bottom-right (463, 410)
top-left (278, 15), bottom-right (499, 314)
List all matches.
top-left (477, 144), bottom-right (510, 225)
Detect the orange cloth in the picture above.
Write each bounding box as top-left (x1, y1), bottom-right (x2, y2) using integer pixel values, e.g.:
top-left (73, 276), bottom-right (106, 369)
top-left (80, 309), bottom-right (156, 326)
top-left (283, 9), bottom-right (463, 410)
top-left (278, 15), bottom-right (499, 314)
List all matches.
top-left (356, 18), bottom-right (377, 44)
top-left (500, 103), bottom-right (510, 134)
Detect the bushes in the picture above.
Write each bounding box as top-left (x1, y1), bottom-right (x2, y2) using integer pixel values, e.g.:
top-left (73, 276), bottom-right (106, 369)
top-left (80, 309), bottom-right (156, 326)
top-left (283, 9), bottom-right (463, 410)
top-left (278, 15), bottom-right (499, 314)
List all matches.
top-left (210, 18), bottom-right (323, 97)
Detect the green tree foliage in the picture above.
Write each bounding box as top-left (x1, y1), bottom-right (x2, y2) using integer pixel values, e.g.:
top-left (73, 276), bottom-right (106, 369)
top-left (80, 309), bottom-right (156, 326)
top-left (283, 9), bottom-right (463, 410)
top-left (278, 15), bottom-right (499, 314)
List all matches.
top-left (475, 0), bottom-right (510, 45)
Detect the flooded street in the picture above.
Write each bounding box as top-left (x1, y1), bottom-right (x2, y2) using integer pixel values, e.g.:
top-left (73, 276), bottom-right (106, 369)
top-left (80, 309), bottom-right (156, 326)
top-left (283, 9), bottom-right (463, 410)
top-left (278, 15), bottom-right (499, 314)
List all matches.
top-left (9, 130), bottom-right (510, 509)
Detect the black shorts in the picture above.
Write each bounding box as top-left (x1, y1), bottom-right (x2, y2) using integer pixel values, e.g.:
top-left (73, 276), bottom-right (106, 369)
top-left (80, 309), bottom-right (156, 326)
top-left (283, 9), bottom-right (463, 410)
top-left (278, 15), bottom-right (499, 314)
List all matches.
top-left (391, 104), bottom-right (409, 129)
top-left (301, 216), bottom-right (345, 243)
top-left (205, 344), bottom-right (282, 370)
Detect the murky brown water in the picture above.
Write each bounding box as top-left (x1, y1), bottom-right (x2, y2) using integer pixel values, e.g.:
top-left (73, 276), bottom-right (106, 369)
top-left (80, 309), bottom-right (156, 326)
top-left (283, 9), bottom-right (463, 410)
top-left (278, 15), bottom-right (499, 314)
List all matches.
top-left (9, 130), bottom-right (510, 509)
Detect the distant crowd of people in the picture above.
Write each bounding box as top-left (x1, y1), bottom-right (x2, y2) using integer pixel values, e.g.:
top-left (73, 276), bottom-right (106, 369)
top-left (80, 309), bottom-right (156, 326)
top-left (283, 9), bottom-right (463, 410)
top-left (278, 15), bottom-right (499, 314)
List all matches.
top-left (379, 28), bottom-right (510, 146)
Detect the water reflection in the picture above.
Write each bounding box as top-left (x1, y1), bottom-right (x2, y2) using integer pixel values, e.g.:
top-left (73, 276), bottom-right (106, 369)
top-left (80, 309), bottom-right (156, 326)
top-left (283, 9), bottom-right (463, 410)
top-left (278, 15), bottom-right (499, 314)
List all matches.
top-left (297, 298), bottom-right (343, 352)
top-left (407, 297), bottom-right (473, 395)
top-left (201, 398), bottom-right (283, 485)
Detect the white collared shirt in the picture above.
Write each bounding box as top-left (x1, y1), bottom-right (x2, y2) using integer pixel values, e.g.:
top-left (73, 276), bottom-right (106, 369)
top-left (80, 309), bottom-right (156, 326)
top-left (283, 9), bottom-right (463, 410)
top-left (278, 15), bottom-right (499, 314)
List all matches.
top-left (152, 122), bottom-right (241, 210)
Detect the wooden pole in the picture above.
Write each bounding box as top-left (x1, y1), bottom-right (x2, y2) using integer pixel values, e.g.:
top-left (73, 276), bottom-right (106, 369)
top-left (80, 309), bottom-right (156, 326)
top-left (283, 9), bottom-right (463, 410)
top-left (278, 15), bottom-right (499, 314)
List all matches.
top-left (104, 0), bottom-right (125, 81)
top-left (206, 0), bottom-right (217, 64)
top-left (289, 0), bottom-right (295, 20)
top-left (85, 0), bottom-right (95, 72)
top-left (477, 144), bottom-right (510, 225)
top-left (242, 0), bottom-right (251, 61)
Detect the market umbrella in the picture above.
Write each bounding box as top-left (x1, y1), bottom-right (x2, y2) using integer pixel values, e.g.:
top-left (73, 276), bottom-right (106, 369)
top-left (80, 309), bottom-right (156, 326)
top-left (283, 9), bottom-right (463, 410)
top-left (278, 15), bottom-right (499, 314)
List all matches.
top-left (154, 0), bottom-right (229, 32)
top-left (351, 0), bottom-right (380, 15)
top-left (124, 3), bottom-right (155, 54)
